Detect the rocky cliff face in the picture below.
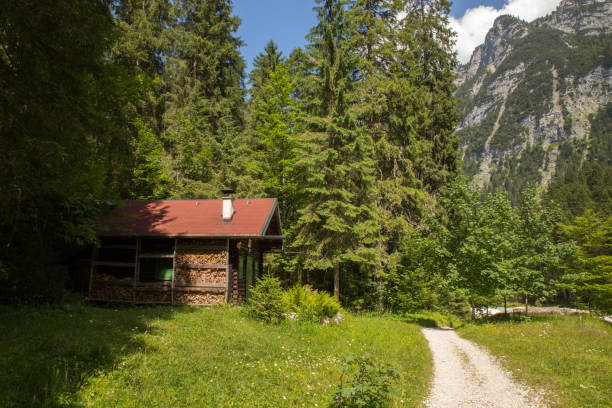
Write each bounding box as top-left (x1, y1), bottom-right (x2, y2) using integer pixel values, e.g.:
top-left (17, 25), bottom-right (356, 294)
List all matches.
top-left (455, 0), bottom-right (612, 201)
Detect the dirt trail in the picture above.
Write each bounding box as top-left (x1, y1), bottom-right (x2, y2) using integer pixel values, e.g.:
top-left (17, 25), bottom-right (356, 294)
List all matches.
top-left (422, 328), bottom-right (546, 408)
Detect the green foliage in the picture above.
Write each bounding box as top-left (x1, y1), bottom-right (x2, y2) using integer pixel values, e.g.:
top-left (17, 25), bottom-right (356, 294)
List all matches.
top-left (411, 179), bottom-right (572, 316)
top-left (292, 0), bottom-right (383, 288)
top-left (246, 274), bottom-right (286, 323)
top-left (488, 145), bottom-right (546, 203)
top-left (283, 285), bottom-right (342, 321)
top-left (547, 103), bottom-right (612, 218)
top-left (559, 210), bottom-right (612, 313)
top-left (0, 0), bottom-right (138, 301)
top-left (330, 354), bottom-right (400, 408)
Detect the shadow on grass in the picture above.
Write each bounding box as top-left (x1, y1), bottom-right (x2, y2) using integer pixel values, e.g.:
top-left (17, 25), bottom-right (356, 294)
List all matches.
top-left (402, 312), bottom-right (463, 329)
top-left (0, 301), bottom-right (196, 408)
top-left (469, 312), bottom-right (563, 325)
top-left (404, 317), bottom-right (439, 328)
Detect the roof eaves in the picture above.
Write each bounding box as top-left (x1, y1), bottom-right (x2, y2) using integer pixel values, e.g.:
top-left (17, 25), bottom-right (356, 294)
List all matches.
top-left (260, 198), bottom-right (279, 236)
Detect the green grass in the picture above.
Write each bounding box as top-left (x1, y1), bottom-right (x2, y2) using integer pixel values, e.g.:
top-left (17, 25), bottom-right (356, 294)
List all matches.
top-left (0, 303), bottom-right (431, 407)
top-left (458, 314), bottom-right (612, 408)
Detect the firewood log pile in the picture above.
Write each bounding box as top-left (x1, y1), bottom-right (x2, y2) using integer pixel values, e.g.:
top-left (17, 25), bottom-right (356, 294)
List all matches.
top-left (135, 289), bottom-right (171, 303)
top-left (90, 282), bottom-right (133, 301)
top-left (174, 268), bottom-right (227, 285)
top-left (94, 273), bottom-right (132, 283)
top-left (174, 289), bottom-right (225, 305)
top-left (175, 249), bottom-right (227, 265)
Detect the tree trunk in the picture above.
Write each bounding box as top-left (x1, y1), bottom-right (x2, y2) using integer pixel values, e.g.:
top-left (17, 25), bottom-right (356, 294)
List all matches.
top-left (525, 294), bottom-right (529, 316)
top-left (334, 262), bottom-right (340, 300)
top-left (504, 296), bottom-right (507, 315)
top-left (470, 294), bottom-right (475, 319)
top-left (297, 269), bottom-right (303, 285)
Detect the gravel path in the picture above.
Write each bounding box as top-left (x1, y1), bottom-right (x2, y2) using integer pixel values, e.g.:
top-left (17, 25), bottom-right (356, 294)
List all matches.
top-left (422, 328), bottom-right (546, 408)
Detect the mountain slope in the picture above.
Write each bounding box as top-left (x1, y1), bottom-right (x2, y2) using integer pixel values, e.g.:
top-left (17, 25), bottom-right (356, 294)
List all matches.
top-left (455, 0), bottom-right (611, 204)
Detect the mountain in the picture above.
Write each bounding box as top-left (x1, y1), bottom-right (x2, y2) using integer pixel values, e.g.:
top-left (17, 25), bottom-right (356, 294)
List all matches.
top-left (455, 0), bottom-right (611, 207)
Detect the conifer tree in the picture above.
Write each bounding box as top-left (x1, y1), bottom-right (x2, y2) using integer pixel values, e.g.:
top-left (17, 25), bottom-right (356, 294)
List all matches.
top-left (110, 0), bottom-right (173, 199)
top-left (245, 65), bottom-right (302, 222)
top-left (249, 40), bottom-right (284, 94)
top-left (165, 0), bottom-right (246, 197)
top-left (293, 0), bottom-right (382, 299)
top-left (399, 0), bottom-right (459, 191)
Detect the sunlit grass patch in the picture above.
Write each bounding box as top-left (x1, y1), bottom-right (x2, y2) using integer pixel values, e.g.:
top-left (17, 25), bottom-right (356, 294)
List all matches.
top-left (0, 304), bottom-right (431, 407)
top-left (458, 314), bottom-right (611, 408)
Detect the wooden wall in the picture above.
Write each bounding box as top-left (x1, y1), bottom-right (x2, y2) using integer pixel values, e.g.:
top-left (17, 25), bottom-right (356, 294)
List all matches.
top-left (88, 238), bottom-right (229, 305)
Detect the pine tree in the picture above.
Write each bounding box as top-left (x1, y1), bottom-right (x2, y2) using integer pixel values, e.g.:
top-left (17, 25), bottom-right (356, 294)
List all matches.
top-left (293, 0), bottom-right (382, 300)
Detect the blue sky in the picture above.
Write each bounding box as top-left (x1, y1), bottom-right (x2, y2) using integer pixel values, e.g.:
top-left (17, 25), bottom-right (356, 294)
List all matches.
top-left (233, 0), bottom-right (560, 71)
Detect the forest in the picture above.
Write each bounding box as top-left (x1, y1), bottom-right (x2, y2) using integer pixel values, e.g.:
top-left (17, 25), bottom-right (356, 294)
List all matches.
top-left (1, 0), bottom-right (609, 315)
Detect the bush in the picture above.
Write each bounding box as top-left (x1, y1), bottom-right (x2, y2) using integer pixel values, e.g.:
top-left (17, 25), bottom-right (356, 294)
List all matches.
top-left (282, 285), bottom-right (341, 322)
top-left (330, 354), bottom-right (399, 408)
top-left (246, 274), bottom-right (285, 323)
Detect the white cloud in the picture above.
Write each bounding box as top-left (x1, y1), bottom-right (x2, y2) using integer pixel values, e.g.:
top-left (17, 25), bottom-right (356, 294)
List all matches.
top-left (450, 0), bottom-right (563, 64)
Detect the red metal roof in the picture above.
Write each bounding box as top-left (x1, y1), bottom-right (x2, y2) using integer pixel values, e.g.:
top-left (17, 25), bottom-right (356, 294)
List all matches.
top-left (97, 199), bottom-right (281, 238)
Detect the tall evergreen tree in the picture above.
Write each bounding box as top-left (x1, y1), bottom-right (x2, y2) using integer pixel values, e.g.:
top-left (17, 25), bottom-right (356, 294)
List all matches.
top-left (249, 40), bottom-right (284, 93)
top-left (293, 0), bottom-right (382, 300)
top-left (0, 0), bottom-right (138, 300)
top-left (110, 0), bottom-right (173, 199)
top-left (399, 0), bottom-right (459, 191)
top-left (244, 65), bottom-right (302, 222)
top-left (165, 0), bottom-right (246, 197)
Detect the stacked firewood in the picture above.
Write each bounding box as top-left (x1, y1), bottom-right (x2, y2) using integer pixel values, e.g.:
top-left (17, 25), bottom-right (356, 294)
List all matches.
top-left (135, 289), bottom-right (171, 303)
top-left (94, 273), bottom-right (132, 283)
top-left (174, 289), bottom-right (224, 305)
top-left (90, 282), bottom-right (133, 301)
top-left (231, 270), bottom-right (246, 303)
top-left (175, 249), bottom-right (227, 265)
top-left (174, 268), bottom-right (226, 286)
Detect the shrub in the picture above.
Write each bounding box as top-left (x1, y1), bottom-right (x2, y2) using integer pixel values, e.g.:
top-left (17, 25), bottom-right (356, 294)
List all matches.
top-left (282, 285), bottom-right (341, 322)
top-left (246, 274), bottom-right (285, 323)
top-left (330, 354), bottom-right (399, 408)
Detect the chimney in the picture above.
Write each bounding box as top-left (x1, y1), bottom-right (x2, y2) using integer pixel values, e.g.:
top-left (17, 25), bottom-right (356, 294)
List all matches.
top-left (221, 188), bottom-right (235, 221)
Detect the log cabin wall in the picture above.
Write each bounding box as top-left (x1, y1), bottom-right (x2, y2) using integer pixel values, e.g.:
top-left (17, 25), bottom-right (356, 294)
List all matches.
top-left (89, 238), bottom-right (229, 305)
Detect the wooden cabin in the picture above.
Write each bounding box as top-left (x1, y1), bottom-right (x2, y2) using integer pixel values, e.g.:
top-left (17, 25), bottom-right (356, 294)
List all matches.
top-left (89, 196), bottom-right (283, 305)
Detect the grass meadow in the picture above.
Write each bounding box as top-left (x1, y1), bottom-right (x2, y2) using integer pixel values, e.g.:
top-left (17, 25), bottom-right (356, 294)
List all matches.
top-left (458, 314), bottom-right (612, 408)
top-left (0, 303), bottom-right (431, 407)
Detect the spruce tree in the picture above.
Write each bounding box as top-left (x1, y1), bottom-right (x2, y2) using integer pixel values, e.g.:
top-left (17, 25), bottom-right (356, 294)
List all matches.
top-left (110, 0), bottom-right (173, 199)
top-left (293, 0), bottom-right (382, 300)
top-left (165, 0), bottom-right (246, 197)
top-left (245, 64), bottom-right (302, 222)
top-left (249, 40), bottom-right (284, 94)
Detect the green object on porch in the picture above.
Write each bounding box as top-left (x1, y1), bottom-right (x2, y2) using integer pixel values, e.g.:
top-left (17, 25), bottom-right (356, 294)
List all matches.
top-left (155, 258), bottom-right (173, 281)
